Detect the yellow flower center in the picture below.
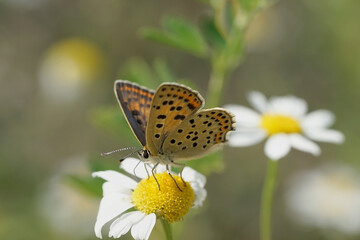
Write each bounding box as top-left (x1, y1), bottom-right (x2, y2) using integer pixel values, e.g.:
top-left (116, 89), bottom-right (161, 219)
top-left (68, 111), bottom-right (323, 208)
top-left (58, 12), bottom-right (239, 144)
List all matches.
top-left (132, 172), bottom-right (195, 222)
top-left (260, 114), bottom-right (301, 135)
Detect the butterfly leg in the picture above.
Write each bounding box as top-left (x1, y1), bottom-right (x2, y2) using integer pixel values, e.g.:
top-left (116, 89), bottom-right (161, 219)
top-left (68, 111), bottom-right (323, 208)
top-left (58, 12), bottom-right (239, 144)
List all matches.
top-left (151, 163), bottom-right (161, 191)
top-left (171, 162), bottom-right (187, 187)
top-left (166, 164), bottom-right (183, 192)
top-left (132, 159), bottom-right (142, 178)
top-left (144, 163), bottom-right (150, 179)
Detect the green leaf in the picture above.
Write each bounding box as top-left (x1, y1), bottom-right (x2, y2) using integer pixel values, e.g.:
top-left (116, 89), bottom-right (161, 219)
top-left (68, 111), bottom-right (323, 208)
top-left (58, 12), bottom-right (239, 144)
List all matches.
top-left (89, 106), bottom-right (140, 146)
top-left (140, 16), bottom-right (209, 58)
top-left (211, 25), bottom-right (244, 74)
top-left (119, 57), bottom-right (161, 89)
top-left (201, 17), bottom-right (226, 51)
top-left (224, 27), bottom-right (244, 70)
top-left (153, 58), bottom-right (176, 83)
top-left (239, 0), bottom-right (263, 12)
top-left (186, 150), bottom-right (225, 176)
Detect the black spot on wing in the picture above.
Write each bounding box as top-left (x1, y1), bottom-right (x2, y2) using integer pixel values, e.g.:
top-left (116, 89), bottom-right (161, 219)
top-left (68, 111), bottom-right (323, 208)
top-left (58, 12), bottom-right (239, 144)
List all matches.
top-left (132, 110), bottom-right (140, 116)
top-left (174, 115), bottom-right (185, 120)
top-left (187, 103), bottom-right (195, 110)
top-left (157, 115), bottom-right (166, 119)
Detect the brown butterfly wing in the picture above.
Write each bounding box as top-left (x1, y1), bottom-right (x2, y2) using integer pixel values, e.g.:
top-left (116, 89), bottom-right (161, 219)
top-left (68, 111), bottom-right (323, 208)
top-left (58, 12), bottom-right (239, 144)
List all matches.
top-left (114, 80), bottom-right (154, 146)
top-left (162, 108), bottom-right (236, 161)
top-left (146, 83), bottom-right (204, 155)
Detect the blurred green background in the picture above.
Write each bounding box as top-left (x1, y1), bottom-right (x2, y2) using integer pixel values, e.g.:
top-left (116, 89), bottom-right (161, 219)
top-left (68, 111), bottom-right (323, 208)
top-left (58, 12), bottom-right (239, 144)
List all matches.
top-left (1, 0), bottom-right (359, 239)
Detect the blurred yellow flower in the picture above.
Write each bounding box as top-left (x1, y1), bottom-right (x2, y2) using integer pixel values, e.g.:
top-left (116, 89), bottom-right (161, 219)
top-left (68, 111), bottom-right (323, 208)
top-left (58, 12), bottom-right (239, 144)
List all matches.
top-left (38, 37), bottom-right (106, 102)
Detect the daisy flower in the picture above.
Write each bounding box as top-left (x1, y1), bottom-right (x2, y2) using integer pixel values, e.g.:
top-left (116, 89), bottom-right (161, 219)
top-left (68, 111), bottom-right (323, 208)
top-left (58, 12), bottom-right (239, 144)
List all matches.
top-left (93, 157), bottom-right (207, 240)
top-left (224, 91), bottom-right (344, 160)
top-left (38, 156), bottom-right (98, 238)
top-left (286, 164), bottom-right (360, 234)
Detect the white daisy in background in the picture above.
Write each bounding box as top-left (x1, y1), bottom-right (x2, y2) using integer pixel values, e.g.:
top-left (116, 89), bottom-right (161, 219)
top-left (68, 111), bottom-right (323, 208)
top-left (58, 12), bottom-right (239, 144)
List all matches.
top-left (285, 164), bottom-right (360, 235)
top-left (38, 156), bottom-right (99, 238)
top-left (224, 91), bottom-right (344, 160)
top-left (93, 157), bottom-right (207, 240)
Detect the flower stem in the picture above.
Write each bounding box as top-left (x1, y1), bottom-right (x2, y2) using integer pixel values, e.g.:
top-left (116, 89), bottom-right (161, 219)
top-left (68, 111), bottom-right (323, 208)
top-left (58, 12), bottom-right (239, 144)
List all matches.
top-left (207, 67), bottom-right (226, 107)
top-left (161, 219), bottom-right (173, 240)
top-left (260, 159), bottom-right (278, 240)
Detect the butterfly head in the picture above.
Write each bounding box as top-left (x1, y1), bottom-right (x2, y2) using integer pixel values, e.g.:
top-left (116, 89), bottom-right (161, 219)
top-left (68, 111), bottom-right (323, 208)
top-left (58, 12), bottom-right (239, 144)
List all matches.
top-left (138, 148), bottom-right (151, 162)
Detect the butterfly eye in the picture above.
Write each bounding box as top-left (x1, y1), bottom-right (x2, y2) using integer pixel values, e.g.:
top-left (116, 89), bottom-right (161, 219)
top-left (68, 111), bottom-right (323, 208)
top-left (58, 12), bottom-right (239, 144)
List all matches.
top-left (143, 150), bottom-right (150, 159)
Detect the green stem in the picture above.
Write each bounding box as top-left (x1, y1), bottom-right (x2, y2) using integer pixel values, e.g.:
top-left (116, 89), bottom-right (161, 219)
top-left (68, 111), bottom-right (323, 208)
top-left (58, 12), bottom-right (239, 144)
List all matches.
top-left (161, 219), bottom-right (173, 240)
top-left (213, 0), bottom-right (228, 39)
top-left (206, 1), bottom-right (246, 107)
top-left (206, 66), bottom-right (226, 107)
top-left (260, 160), bottom-right (278, 240)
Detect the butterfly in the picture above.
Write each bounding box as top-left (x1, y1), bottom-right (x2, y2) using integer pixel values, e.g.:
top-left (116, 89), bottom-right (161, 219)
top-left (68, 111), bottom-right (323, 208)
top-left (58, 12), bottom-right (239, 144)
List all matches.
top-left (114, 80), bottom-right (235, 170)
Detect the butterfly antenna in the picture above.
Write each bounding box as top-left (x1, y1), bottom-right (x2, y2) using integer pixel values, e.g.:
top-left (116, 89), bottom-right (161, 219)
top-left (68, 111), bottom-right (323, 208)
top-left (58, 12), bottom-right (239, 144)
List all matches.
top-left (118, 148), bottom-right (142, 162)
top-left (101, 147), bottom-right (139, 157)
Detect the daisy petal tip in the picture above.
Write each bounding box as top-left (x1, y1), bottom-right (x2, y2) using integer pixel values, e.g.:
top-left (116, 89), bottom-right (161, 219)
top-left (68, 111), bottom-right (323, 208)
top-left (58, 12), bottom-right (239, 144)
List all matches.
top-left (270, 157), bottom-right (281, 161)
top-left (91, 170), bottom-right (115, 179)
top-left (247, 91), bottom-right (267, 113)
top-left (95, 224), bottom-right (103, 239)
top-left (265, 150), bottom-right (284, 161)
top-left (227, 130), bottom-right (266, 147)
top-left (248, 90), bottom-right (264, 98)
top-left (335, 132), bottom-right (345, 144)
top-left (182, 167), bottom-right (206, 187)
top-left (309, 145), bottom-right (322, 157)
top-left (313, 150), bottom-right (321, 156)
top-left (92, 172), bottom-right (101, 178)
top-left (305, 129), bottom-right (345, 144)
top-left (264, 134), bottom-right (291, 160)
top-left (131, 213), bottom-right (156, 240)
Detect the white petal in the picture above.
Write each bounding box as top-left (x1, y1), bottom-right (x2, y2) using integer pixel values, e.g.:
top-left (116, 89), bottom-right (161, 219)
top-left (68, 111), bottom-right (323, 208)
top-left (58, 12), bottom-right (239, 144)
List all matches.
top-left (302, 110), bottom-right (335, 129)
top-left (109, 211), bottom-right (145, 238)
top-left (267, 95), bottom-right (308, 117)
top-left (121, 158), bottom-right (151, 179)
top-left (92, 170), bottom-right (137, 190)
top-left (227, 128), bottom-right (266, 147)
top-left (131, 213), bottom-right (156, 240)
top-left (102, 181), bottom-right (132, 196)
top-left (191, 184), bottom-right (207, 208)
top-left (223, 104), bottom-right (261, 127)
top-left (181, 167), bottom-right (207, 208)
top-left (182, 167), bottom-right (206, 188)
top-left (303, 129), bottom-right (345, 144)
top-left (289, 134), bottom-right (321, 156)
top-left (247, 91), bottom-right (268, 113)
top-left (153, 164), bottom-right (167, 173)
top-left (264, 134), bottom-right (291, 160)
top-left (94, 194), bottom-right (134, 238)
